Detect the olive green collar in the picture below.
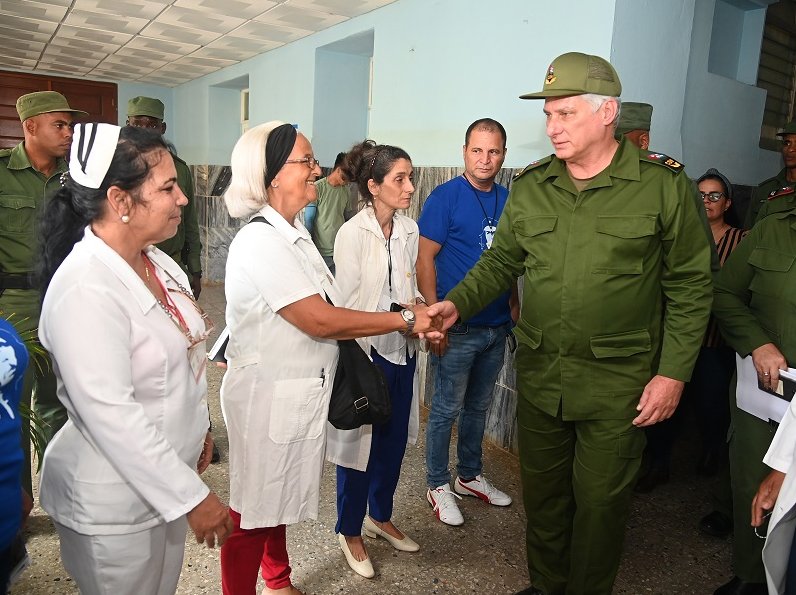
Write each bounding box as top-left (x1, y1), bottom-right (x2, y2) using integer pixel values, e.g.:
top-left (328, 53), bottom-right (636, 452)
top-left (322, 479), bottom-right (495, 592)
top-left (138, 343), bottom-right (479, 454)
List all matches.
top-left (540, 136), bottom-right (639, 194)
top-left (7, 141), bottom-right (67, 175)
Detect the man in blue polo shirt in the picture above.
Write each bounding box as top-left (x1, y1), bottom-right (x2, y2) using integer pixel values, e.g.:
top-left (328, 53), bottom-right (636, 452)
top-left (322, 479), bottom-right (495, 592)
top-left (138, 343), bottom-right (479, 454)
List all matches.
top-left (418, 118), bottom-right (517, 526)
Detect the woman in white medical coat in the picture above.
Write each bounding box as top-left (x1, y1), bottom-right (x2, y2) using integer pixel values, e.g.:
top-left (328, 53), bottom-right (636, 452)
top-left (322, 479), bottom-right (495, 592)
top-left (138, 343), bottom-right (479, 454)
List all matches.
top-left (753, 393), bottom-right (796, 594)
top-left (220, 122), bottom-right (439, 595)
top-left (37, 124), bottom-right (232, 595)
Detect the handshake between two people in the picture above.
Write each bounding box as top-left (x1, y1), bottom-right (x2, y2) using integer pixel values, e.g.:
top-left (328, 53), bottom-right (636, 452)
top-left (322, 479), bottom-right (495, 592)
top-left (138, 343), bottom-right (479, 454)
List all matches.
top-left (405, 300), bottom-right (459, 343)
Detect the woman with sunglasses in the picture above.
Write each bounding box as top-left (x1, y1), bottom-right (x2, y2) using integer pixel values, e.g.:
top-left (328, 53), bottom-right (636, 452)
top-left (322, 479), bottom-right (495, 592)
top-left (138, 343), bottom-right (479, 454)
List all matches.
top-left (220, 122), bottom-right (439, 594)
top-left (36, 123), bottom-right (232, 595)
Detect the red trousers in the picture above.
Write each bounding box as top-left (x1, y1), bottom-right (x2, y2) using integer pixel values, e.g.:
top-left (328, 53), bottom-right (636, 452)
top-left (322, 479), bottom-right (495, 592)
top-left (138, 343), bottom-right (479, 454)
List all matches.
top-left (221, 509), bottom-right (291, 594)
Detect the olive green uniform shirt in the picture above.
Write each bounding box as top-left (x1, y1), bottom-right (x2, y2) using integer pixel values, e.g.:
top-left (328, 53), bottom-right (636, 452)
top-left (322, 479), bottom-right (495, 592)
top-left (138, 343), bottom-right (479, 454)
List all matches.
top-left (743, 168), bottom-right (792, 229)
top-left (447, 138), bottom-right (713, 421)
top-left (714, 207), bottom-right (796, 363)
top-left (311, 177), bottom-right (350, 258)
top-left (0, 142), bottom-right (67, 327)
top-left (156, 155), bottom-right (202, 276)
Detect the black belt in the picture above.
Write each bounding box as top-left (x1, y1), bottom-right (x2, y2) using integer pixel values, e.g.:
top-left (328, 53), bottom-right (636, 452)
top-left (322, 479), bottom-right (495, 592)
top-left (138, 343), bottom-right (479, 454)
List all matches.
top-left (0, 272), bottom-right (36, 290)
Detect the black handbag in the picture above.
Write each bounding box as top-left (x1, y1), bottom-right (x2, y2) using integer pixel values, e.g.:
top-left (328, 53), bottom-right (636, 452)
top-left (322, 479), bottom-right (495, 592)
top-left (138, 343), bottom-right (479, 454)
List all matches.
top-left (323, 293), bottom-right (391, 430)
top-left (327, 338), bottom-right (392, 430)
top-left (247, 216), bottom-right (391, 429)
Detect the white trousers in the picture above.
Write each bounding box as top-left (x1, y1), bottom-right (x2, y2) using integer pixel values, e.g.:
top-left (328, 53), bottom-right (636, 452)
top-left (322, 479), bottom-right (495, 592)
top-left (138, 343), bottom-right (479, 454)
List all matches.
top-left (54, 517), bottom-right (188, 595)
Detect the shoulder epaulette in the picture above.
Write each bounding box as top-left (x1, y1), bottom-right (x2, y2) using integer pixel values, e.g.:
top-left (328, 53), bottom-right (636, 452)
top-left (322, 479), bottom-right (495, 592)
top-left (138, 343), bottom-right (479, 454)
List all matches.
top-left (513, 155), bottom-right (553, 180)
top-left (641, 152), bottom-right (684, 173)
top-left (0, 148), bottom-right (12, 159)
top-left (767, 185), bottom-right (795, 201)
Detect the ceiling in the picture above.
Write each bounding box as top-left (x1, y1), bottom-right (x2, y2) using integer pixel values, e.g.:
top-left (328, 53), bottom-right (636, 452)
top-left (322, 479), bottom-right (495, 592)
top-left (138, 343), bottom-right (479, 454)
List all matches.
top-left (0, 0), bottom-right (398, 87)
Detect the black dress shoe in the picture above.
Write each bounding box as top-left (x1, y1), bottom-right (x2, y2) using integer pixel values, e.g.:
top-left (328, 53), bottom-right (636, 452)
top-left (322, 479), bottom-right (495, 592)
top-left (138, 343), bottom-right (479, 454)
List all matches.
top-left (634, 466), bottom-right (670, 493)
top-left (699, 510), bottom-right (733, 539)
top-left (211, 444), bottom-right (221, 464)
top-left (713, 576), bottom-right (767, 595)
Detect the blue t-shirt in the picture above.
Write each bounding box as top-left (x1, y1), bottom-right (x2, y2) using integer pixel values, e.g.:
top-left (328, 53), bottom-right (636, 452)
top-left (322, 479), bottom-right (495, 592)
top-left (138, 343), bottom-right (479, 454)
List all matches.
top-left (0, 318), bottom-right (28, 551)
top-left (418, 175), bottom-right (512, 327)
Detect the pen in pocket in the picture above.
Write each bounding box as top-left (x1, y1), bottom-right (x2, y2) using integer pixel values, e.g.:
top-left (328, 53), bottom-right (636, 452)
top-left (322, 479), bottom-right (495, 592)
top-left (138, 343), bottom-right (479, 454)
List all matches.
top-left (320, 368), bottom-right (325, 387)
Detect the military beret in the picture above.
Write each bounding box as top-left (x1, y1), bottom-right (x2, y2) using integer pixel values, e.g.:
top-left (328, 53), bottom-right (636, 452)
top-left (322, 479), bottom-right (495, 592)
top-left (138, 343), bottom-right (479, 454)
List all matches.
top-left (776, 120), bottom-right (796, 136)
top-left (616, 102), bottom-right (653, 135)
top-left (16, 91), bottom-right (88, 122)
top-left (127, 96), bottom-right (165, 120)
top-left (697, 168), bottom-right (733, 201)
top-left (520, 52), bottom-right (622, 100)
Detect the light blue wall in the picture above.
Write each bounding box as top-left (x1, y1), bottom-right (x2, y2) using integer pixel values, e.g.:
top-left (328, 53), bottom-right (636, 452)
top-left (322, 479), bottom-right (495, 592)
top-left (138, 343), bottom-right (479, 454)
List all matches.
top-left (610, 0), bottom-right (697, 160)
top-left (681, 0), bottom-right (780, 184)
top-left (312, 48), bottom-right (370, 166)
top-left (612, 0), bottom-right (780, 185)
top-left (171, 0), bottom-right (617, 167)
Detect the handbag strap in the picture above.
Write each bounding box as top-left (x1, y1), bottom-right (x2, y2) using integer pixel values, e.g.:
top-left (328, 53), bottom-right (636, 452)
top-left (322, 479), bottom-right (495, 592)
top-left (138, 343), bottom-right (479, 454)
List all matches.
top-left (250, 214), bottom-right (338, 309)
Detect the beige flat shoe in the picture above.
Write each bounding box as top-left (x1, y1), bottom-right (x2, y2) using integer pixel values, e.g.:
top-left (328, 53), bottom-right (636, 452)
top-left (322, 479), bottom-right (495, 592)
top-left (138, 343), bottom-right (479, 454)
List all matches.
top-left (363, 516), bottom-right (420, 552)
top-left (338, 533), bottom-right (375, 579)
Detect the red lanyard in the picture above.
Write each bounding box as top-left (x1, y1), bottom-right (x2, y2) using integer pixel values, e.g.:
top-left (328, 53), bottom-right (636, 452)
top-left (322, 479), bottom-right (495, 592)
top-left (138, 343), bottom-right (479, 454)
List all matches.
top-left (142, 252), bottom-right (191, 341)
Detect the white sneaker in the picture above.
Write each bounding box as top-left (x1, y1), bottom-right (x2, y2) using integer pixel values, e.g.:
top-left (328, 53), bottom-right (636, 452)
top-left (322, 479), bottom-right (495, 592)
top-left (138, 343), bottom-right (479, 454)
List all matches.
top-left (426, 483), bottom-right (464, 526)
top-left (454, 474), bottom-right (512, 506)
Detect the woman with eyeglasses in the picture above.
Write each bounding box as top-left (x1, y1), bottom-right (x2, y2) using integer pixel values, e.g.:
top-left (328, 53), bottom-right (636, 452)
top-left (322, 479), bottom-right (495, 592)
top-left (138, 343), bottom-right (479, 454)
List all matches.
top-left (636, 169), bottom-right (747, 495)
top-left (712, 173), bottom-right (796, 595)
top-left (36, 123), bottom-right (232, 594)
top-left (220, 122), bottom-right (439, 594)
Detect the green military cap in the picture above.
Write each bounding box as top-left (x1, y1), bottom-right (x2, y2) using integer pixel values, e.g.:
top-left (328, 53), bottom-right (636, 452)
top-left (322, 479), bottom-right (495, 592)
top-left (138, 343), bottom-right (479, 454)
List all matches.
top-left (127, 96), bottom-right (165, 120)
top-left (776, 120), bottom-right (796, 136)
top-left (616, 102), bottom-right (653, 135)
top-left (16, 91), bottom-right (88, 122)
top-left (520, 52), bottom-right (622, 99)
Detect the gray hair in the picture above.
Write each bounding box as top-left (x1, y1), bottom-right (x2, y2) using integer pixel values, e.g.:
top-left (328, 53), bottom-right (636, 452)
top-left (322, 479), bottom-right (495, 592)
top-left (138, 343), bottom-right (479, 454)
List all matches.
top-left (224, 120), bottom-right (285, 219)
top-left (581, 94), bottom-right (622, 127)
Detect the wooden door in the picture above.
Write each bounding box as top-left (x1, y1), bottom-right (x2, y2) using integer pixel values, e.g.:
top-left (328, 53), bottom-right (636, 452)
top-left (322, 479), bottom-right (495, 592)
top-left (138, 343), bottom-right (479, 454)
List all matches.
top-left (0, 71), bottom-right (117, 149)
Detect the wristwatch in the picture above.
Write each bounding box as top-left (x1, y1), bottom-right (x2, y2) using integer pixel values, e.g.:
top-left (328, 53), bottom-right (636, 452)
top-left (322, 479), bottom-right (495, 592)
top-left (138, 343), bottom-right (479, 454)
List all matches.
top-left (400, 308), bottom-right (416, 336)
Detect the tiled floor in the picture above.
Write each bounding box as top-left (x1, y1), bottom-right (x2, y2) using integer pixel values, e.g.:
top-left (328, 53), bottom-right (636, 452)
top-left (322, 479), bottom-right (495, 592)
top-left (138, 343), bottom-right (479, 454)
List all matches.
top-left (11, 284), bottom-right (734, 594)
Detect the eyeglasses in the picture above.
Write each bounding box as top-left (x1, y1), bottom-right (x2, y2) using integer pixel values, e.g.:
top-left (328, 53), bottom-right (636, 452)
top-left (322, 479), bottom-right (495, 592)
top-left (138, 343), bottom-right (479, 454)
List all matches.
top-left (285, 156), bottom-right (319, 169)
top-left (699, 191), bottom-right (724, 202)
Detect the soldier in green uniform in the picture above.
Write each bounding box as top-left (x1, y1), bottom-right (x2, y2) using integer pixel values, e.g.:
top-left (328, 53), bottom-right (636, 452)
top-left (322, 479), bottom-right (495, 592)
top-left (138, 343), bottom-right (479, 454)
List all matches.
top-left (743, 120), bottom-right (796, 229)
top-left (615, 101), bottom-right (652, 150)
top-left (426, 52), bottom-right (713, 595)
top-left (0, 91), bottom-right (87, 494)
top-left (711, 207), bottom-right (796, 595)
top-left (126, 97), bottom-right (203, 298)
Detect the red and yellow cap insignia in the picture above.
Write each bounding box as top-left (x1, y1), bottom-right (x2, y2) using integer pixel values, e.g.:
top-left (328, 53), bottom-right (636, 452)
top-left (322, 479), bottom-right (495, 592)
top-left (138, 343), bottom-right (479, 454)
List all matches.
top-left (545, 64), bottom-right (556, 85)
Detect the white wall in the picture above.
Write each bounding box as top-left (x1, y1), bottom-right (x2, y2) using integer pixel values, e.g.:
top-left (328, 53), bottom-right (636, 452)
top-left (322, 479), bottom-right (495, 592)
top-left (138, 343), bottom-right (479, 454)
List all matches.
top-left (681, 0), bottom-right (781, 184)
top-left (171, 0), bottom-right (617, 167)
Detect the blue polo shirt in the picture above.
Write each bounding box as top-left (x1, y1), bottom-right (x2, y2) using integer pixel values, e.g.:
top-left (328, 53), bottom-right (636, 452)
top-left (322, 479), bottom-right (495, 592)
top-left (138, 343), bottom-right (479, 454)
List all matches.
top-left (418, 175), bottom-right (512, 327)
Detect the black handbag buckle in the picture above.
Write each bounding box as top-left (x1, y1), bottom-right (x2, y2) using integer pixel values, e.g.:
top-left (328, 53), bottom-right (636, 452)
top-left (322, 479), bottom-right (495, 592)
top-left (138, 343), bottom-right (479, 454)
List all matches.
top-left (353, 396), bottom-right (369, 412)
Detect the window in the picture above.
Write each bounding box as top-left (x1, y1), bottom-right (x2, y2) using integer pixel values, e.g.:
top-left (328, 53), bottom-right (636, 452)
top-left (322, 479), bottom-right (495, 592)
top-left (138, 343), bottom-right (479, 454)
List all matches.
top-left (758, 1), bottom-right (796, 151)
top-left (241, 88), bottom-right (249, 134)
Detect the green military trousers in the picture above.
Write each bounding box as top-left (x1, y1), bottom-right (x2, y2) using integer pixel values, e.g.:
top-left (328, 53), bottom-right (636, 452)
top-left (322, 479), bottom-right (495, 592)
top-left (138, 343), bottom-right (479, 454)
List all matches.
top-left (0, 289), bottom-right (66, 495)
top-left (517, 395), bottom-right (645, 595)
top-left (727, 389), bottom-right (778, 584)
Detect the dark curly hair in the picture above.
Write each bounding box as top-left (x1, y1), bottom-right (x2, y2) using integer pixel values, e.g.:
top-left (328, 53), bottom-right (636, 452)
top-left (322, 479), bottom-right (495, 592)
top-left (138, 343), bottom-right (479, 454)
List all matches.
top-left (341, 140), bottom-right (411, 205)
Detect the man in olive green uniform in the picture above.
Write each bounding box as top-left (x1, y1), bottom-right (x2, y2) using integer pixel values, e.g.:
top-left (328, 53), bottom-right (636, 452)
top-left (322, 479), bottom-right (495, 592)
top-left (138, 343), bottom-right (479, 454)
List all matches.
top-left (615, 101), bottom-right (652, 150)
top-left (711, 207), bottom-right (796, 595)
top-left (426, 53), bottom-right (713, 595)
top-left (743, 120), bottom-right (796, 228)
top-left (0, 91), bottom-right (87, 493)
top-left (126, 96), bottom-right (203, 298)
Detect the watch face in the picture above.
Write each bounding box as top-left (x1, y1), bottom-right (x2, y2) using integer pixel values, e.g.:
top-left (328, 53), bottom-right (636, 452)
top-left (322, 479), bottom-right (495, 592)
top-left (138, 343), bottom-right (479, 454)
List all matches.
top-left (402, 309), bottom-right (415, 323)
